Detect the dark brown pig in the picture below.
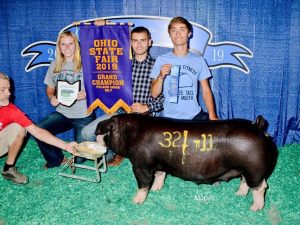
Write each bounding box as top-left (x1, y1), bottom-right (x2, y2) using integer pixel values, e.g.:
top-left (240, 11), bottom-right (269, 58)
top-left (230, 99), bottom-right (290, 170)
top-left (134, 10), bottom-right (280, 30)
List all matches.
top-left (95, 114), bottom-right (278, 211)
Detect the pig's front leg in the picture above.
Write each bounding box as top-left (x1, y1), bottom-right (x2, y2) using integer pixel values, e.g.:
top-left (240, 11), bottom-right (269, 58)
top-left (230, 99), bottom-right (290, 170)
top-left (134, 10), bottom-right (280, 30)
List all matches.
top-left (251, 179), bottom-right (267, 211)
top-left (150, 171), bottom-right (166, 191)
top-left (132, 166), bottom-right (153, 204)
top-left (133, 188), bottom-right (149, 204)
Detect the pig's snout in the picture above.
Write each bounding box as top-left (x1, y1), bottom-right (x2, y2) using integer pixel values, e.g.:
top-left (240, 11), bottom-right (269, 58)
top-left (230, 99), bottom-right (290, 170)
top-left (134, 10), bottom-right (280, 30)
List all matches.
top-left (96, 135), bottom-right (106, 147)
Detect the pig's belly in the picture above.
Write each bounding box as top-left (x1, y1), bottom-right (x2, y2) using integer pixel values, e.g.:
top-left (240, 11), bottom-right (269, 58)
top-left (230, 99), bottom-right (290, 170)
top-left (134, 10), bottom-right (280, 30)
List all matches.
top-left (158, 160), bottom-right (242, 183)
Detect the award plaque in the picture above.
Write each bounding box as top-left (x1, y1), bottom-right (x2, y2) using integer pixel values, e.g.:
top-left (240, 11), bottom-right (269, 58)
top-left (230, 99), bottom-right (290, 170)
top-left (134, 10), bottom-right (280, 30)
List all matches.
top-left (57, 80), bottom-right (80, 107)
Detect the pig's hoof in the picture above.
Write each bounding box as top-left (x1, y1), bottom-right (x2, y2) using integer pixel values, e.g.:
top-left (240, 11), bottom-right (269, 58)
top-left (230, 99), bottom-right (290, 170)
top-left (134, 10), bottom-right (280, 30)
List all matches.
top-left (151, 171), bottom-right (166, 191)
top-left (250, 202), bottom-right (264, 211)
top-left (133, 189), bottom-right (148, 204)
top-left (150, 185), bottom-right (162, 191)
top-left (133, 195), bottom-right (146, 204)
top-left (150, 183), bottom-right (163, 191)
top-left (212, 181), bottom-right (220, 186)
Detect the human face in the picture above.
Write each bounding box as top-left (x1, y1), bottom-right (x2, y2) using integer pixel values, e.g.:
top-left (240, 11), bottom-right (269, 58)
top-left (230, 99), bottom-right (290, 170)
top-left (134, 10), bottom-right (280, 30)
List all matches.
top-left (131, 32), bottom-right (151, 58)
top-left (59, 35), bottom-right (76, 61)
top-left (168, 22), bottom-right (191, 46)
top-left (0, 79), bottom-right (10, 106)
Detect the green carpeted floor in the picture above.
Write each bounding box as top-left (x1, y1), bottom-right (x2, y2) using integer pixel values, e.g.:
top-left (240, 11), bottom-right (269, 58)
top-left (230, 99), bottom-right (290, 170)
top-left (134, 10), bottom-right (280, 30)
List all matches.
top-left (0, 139), bottom-right (299, 225)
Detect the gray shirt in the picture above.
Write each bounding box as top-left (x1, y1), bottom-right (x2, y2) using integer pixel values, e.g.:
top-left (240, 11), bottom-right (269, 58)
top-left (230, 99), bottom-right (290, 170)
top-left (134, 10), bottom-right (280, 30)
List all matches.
top-left (44, 61), bottom-right (89, 118)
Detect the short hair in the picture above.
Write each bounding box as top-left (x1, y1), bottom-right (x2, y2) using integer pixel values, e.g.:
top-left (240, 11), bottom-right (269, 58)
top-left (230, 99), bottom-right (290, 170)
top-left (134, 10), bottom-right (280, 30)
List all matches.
top-left (131, 26), bottom-right (151, 39)
top-left (0, 72), bottom-right (9, 80)
top-left (168, 16), bottom-right (193, 33)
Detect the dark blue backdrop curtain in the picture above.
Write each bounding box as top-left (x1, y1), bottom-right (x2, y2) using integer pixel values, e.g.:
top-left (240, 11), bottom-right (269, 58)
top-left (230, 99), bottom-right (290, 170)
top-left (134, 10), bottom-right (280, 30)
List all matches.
top-left (0, 0), bottom-right (299, 146)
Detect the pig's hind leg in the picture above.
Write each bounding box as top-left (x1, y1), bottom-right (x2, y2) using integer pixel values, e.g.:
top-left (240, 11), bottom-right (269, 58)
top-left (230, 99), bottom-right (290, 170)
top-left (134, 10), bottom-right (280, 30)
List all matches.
top-left (250, 179), bottom-right (267, 211)
top-left (241, 161), bottom-right (269, 210)
top-left (150, 171), bottom-right (166, 191)
top-left (240, 172), bottom-right (268, 211)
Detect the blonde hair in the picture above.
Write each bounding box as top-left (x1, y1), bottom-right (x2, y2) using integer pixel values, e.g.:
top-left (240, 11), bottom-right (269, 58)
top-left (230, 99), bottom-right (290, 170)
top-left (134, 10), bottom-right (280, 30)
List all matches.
top-left (53, 31), bottom-right (82, 73)
top-left (0, 72), bottom-right (9, 80)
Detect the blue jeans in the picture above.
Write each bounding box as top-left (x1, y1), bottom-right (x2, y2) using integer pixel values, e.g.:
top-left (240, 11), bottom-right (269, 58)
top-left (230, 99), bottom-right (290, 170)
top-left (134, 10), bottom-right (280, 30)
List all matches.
top-left (192, 110), bottom-right (209, 121)
top-left (81, 114), bottom-right (116, 161)
top-left (36, 111), bottom-right (95, 168)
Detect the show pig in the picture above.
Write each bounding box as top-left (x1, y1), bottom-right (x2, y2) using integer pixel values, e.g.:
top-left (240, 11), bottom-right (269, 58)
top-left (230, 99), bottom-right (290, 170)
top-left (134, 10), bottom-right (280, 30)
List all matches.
top-left (95, 114), bottom-right (278, 211)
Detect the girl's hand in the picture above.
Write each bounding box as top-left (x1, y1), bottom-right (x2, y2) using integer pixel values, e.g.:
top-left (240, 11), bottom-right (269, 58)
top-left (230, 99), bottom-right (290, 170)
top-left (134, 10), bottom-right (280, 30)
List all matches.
top-left (49, 96), bottom-right (59, 107)
top-left (77, 90), bottom-right (86, 101)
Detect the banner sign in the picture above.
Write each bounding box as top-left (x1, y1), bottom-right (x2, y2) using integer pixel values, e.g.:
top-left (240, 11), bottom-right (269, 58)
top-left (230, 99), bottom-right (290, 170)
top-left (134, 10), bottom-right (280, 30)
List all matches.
top-left (22, 16), bottom-right (253, 74)
top-left (79, 24), bottom-right (132, 114)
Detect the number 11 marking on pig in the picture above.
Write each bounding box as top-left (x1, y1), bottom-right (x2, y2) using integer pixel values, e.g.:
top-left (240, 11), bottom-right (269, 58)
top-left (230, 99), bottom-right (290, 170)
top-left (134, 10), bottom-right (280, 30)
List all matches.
top-left (193, 134), bottom-right (213, 151)
top-left (158, 131), bottom-right (213, 164)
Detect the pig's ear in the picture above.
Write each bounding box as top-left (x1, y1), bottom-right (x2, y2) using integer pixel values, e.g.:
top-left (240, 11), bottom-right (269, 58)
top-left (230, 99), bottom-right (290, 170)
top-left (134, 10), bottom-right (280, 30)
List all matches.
top-left (95, 119), bottom-right (113, 135)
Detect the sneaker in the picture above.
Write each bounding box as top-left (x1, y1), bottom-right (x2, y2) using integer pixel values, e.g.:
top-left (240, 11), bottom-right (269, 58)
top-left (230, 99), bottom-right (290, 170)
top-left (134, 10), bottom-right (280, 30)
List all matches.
top-left (1, 166), bottom-right (28, 184)
top-left (108, 155), bottom-right (124, 167)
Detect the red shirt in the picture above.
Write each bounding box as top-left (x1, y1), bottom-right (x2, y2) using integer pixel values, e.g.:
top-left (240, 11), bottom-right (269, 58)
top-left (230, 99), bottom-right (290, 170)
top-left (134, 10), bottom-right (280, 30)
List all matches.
top-left (0, 103), bottom-right (33, 131)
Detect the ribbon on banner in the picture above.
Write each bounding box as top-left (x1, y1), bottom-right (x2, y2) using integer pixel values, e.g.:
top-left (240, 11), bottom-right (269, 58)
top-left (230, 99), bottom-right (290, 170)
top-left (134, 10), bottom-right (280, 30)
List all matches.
top-left (79, 23), bottom-right (132, 114)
